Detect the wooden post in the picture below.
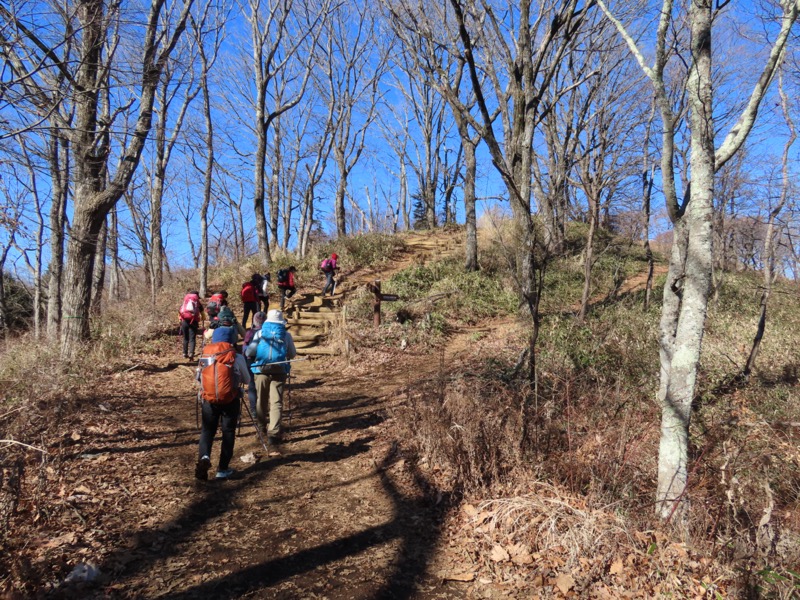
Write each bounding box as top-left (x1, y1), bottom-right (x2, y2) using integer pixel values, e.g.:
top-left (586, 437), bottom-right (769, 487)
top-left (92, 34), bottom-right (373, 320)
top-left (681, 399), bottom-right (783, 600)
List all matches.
top-left (371, 279), bottom-right (382, 327)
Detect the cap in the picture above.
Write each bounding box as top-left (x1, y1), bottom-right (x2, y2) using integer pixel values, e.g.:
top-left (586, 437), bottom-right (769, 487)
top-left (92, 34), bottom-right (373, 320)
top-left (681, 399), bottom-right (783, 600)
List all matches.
top-left (266, 309), bottom-right (286, 324)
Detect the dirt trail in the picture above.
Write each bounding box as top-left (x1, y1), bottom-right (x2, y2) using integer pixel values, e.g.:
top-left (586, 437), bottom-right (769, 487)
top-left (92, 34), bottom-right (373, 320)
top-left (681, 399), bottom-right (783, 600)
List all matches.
top-left (44, 231), bottom-right (468, 600)
top-left (44, 232), bottom-right (661, 599)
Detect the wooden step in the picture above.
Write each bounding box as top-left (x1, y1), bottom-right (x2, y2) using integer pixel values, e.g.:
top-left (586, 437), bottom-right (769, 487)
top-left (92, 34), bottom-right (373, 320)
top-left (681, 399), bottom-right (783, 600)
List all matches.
top-left (296, 346), bottom-right (339, 355)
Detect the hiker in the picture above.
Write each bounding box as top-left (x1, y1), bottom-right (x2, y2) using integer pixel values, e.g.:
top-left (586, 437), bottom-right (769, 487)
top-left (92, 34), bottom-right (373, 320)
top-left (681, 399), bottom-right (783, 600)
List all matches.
top-left (320, 253), bottom-right (338, 297)
top-left (206, 290), bottom-right (228, 325)
top-left (241, 277), bottom-right (259, 328)
top-left (178, 290), bottom-right (203, 360)
top-left (246, 309), bottom-right (297, 447)
top-left (208, 306), bottom-right (245, 346)
top-left (195, 340), bottom-right (251, 480)
top-left (243, 311), bottom-right (266, 416)
top-left (276, 266), bottom-right (297, 310)
top-left (256, 272), bottom-right (272, 312)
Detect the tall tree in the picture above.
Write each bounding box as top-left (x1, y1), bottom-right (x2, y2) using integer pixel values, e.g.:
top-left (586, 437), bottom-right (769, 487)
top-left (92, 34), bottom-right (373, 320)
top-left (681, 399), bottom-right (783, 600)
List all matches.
top-left (597, 0), bottom-right (800, 518)
top-left (242, 0), bottom-right (329, 265)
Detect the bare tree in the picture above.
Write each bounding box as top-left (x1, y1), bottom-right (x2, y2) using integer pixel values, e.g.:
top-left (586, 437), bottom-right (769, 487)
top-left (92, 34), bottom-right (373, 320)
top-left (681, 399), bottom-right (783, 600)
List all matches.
top-left (450, 0), bottom-right (592, 382)
top-left (242, 0), bottom-right (329, 265)
top-left (598, 0), bottom-right (800, 518)
top-left (743, 70), bottom-right (796, 378)
top-left (321, 2), bottom-right (389, 237)
top-left (146, 47), bottom-right (200, 300)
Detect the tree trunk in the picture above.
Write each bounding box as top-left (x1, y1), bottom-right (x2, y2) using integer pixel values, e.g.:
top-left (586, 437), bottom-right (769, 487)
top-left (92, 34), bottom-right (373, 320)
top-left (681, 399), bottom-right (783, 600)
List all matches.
top-left (463, 137), bottom-right (478, 271)
top-left (655, 0), bottom-right (715, 519)
top-left (91, 217), bottom-right (107, 315)
top-left (577, 195), bottom-right (598, 322)
top-left (47, 135), bottom-right (69, 338)
top-left (254, 114), bottom-right (272, 264)
top-left (269, 118), bottom-right (282, 251)
top-left (109, 206), bottom-right (120, 300)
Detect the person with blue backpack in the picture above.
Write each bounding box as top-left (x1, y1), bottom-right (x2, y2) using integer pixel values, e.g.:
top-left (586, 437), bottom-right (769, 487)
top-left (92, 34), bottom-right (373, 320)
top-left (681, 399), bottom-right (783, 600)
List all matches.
top-left (245, 309), bottom-right (296, 447)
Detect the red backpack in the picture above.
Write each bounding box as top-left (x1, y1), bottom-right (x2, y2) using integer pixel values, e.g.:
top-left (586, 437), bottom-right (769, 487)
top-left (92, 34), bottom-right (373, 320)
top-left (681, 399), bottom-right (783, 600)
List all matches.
top-left (180, 293), bottom-right (200, 321)
top-left (198, 342), bottom-right (238, 404)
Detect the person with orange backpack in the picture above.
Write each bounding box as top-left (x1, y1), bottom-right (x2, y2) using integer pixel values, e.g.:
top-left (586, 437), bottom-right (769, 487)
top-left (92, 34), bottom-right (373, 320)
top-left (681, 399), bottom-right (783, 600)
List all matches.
top-left (240, 278), bottom-right (259, 328)
top-left (178, 290), bottom-right (203, 360)
top-left (195, 339), bottom-right (251, 481)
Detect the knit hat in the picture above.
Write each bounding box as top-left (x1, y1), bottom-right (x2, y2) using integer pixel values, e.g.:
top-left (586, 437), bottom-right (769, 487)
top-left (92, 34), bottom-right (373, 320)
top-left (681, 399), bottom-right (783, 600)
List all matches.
top-left (331, 253), bottom-right (338, 260)
top-left (266, 309), bottom-right (286, 324)
top-left (218, 306), bottom-right (235, 325)
top-left (252, 311), bottom-right (266, 328)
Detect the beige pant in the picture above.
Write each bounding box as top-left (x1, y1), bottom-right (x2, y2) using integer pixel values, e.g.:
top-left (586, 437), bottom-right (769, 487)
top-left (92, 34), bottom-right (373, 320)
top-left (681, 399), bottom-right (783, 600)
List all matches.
top-left (254, 372), bottom-right (286, 438)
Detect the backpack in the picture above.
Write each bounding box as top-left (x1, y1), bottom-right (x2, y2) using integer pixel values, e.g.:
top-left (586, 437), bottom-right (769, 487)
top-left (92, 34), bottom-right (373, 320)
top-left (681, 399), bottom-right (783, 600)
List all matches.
top-left (254, 321), bottom-right (289, 374)
top-left (206, 300), bottom-right (220, 319)
top-left (180, 294), bottom-right (199, 320)
top-left (320, 258), bottom-right (333, 273)
top-left (276, 269), bottom-right (289, 285)
top-left (198, 342), bottom-right (238, 403)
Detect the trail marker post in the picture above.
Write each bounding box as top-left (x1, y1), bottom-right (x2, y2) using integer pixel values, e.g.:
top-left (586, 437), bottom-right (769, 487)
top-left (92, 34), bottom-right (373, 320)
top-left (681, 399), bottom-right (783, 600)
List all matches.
top-left (367, 280), bottom-right (399, 327)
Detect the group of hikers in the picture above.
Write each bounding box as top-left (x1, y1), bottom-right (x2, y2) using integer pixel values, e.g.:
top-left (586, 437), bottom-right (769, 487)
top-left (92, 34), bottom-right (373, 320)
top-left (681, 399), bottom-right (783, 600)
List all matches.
top-left (177, 253), bottom-right (339, 480)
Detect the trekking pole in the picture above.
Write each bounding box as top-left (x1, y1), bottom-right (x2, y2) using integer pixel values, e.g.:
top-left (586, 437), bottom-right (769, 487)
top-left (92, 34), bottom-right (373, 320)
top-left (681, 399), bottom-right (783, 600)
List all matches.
top-left (240, 392), bottom-right (269, 454)
top-left (286, 372), bottom-right (293, 429)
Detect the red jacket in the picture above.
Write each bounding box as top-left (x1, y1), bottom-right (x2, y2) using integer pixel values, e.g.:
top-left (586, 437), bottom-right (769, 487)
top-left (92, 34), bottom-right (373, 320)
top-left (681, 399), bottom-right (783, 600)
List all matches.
top-left (278, 271), bottom-right (296, 289)
top-left (241, 282), bottom-right (258, 303)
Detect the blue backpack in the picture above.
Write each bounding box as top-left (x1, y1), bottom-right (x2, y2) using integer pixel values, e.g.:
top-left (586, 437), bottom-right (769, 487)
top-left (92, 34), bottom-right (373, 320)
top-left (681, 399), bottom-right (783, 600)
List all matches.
top-left (254, 321), bottom-right (289, 374)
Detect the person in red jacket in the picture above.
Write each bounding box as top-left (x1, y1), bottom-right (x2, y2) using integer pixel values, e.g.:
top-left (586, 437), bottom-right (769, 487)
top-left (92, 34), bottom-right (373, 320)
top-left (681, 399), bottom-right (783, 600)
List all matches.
top-left (241, 279), bottom-right (259, 328)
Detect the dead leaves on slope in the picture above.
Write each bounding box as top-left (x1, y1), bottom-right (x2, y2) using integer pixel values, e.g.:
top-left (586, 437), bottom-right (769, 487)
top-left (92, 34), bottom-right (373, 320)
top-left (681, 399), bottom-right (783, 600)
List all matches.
top-left (435, 483), bottom-right (735, 598)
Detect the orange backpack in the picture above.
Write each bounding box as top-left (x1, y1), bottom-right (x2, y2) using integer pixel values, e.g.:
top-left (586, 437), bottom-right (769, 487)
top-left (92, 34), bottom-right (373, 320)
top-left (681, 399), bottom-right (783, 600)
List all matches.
top-left (198, 342), bottom-right (238, 403)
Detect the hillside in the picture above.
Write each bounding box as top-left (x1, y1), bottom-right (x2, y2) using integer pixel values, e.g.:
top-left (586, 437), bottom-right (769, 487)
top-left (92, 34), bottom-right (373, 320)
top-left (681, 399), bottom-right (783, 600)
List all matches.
top-left (1, 227), bottom-right (799, 599)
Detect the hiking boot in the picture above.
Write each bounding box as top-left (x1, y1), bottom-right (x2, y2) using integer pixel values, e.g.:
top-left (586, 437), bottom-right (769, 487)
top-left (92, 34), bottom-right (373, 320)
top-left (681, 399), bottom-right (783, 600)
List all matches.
top-left (267, 436), bottom-right (282, 446)
top-left (215, 468), bottom-right (235, 480)
top-left (195, 455), bottom-right (211, 481)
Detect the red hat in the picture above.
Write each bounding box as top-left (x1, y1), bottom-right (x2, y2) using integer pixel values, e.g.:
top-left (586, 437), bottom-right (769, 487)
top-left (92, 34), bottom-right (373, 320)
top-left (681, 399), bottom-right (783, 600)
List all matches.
top-left (331, 253), bottom-right (338, 260)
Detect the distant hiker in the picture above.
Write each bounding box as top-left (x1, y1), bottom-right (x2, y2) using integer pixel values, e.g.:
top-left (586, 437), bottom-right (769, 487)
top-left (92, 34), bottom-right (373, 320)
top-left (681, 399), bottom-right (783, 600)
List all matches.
top-left (241, 278), bottom-right (259, 328)
top-left (276, 266), bottom-right (297, 310)
top-left (246, 309), bottom-right (297, 447)
top-left (209, 306), bottom-right (245, 346)
top-left (195, 340), bottom-right (251, 480)
top-left (206, 290), bottom-right (228, 324)
top-left (178, 290), bottom-right (203, 360)
top-left (252, 272), bottom-right (270, 312)
top-left (320, 253), bottom-right (338, 297)
top-left (243, 311), bottom-right (266, 416)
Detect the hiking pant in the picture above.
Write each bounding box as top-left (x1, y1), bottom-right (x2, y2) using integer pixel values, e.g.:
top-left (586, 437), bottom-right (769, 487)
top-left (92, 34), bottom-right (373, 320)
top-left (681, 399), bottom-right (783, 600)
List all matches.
top-left (279, 287), bottom-right (296, 310)
top-left (198, 398), bottom-right (240, 470)
top-left (254, 372), bottom-right (287, 439)
top-left (180, 319), bottom-right (198, 358)
top-left (322, 271), bottom-right (336, 296)
top-left (258, 295), bottom-right (269, 313)
top-left (242, 302), bottom-right (258, 329)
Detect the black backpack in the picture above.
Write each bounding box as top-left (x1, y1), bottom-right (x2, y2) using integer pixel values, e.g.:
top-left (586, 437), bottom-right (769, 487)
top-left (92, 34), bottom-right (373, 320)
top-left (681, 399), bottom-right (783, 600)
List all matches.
top-left (277, 269), bottom-right (289, 284)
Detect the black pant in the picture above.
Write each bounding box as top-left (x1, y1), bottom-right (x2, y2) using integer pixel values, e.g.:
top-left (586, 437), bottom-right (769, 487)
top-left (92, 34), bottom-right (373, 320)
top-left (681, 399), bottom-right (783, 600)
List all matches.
top-left (181, 319), bottom-right (198, 358)
top-left (258, 295), bottom-right (269, 312)
top-left (198, 398), bottom-right (240, 470)
top-left (242, 302), bottom-right (258, 329)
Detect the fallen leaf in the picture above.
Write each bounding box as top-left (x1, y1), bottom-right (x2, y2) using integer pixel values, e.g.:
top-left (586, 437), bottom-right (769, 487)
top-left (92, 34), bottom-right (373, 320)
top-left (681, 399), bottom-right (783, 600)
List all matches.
top-left (509, 543), bottom-right (533, 565)
top-left (462, 503), bottom-right (478, 517)
top-left (555, 573), bottom-right (575, 595)
top-left (71, 432), bottom-right (81, 442)
top-left (490, 544), bottom-right (509, 563)
top-left (42, 532), bottom-right (78, 549)
top-left (74, 485), bottom-right (91, 495)
top-left (609, 558), bottom-right (624, 575)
